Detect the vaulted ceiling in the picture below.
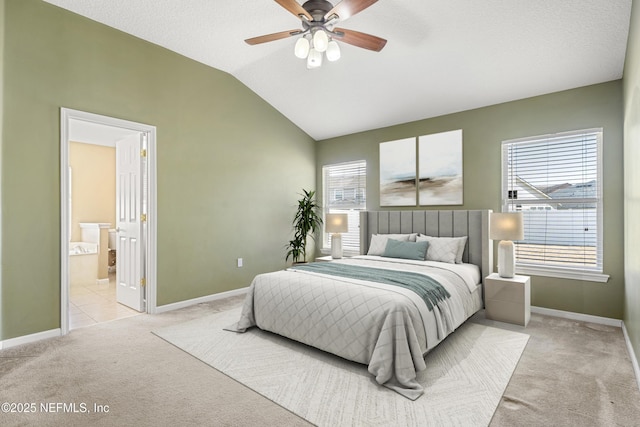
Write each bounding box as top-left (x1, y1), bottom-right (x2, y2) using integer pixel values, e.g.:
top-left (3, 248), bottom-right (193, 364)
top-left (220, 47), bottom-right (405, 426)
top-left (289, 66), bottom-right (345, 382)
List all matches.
top-left (43, 0), bottom-right (632, 140)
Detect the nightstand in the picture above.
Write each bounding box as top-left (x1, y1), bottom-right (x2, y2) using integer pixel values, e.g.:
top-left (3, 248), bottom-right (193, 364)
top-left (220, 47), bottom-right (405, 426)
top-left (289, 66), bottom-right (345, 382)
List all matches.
top-left (485, 273), bottom-right (531, 326)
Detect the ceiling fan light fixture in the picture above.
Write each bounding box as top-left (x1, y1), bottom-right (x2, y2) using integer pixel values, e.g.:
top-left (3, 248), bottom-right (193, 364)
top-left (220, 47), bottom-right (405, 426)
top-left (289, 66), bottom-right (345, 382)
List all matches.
top-left (313, 29), bottom-right (329, 53)
top-left (294, 36), bottom-right (310, 59)
top-left (326, 40), bottom-right (341, 61)
top-left (246, 0), bottom-right (386, 69)
top-left (307, 48), bottom-right (323, 69)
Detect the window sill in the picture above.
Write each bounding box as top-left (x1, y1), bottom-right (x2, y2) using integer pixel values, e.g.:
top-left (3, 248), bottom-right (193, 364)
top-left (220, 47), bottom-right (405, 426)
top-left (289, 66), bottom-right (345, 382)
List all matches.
top-left (515, 265), bottom-right (609, 283)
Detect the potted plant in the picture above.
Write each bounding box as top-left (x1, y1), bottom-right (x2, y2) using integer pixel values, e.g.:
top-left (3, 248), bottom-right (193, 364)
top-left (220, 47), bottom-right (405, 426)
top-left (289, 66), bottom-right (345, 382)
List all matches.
top-left (286, 189), bottom-right (323, 264)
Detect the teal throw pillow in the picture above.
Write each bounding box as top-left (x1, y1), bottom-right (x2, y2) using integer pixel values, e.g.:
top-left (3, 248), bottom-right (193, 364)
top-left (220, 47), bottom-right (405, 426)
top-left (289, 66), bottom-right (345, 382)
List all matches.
top-left (382, 239), bottom-right (429, 261)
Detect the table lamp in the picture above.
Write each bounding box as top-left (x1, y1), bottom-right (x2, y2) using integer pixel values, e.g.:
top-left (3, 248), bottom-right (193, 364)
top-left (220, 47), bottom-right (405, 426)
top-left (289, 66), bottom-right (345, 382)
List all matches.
top-left (490, 212), bottom-right (524, 278)
top-left (325, 213), bottom-right (348, 259)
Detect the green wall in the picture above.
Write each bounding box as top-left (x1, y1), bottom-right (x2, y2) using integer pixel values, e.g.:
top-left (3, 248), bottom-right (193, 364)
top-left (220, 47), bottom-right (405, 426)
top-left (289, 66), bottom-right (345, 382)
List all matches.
top-left (317, 80), bottom-right (625, 319)
top-left (0, 0), bottom-right (315, 340)
top-left (623, 0), bottom-right (640, 370)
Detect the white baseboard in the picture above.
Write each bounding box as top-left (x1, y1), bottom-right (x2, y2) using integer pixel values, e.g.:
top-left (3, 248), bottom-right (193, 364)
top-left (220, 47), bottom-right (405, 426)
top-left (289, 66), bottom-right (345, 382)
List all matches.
top-left (0, 288), bottom-right (249, 349)
top-left (531, 306), bottom-right (622, 327)
top-left (0, 328), bottom-right (61, 350)
top-left (622, 322), bottom-right (640, 392)
top-left (155, 287), bottom-right (249, 314)
top-left (96, 278), bottom-right (109, 286)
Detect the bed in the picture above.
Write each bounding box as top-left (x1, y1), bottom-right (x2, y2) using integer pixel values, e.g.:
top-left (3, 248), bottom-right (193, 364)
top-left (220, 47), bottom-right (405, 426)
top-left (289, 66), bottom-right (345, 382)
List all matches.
top-left (228, 210), bottom-right (493, 400)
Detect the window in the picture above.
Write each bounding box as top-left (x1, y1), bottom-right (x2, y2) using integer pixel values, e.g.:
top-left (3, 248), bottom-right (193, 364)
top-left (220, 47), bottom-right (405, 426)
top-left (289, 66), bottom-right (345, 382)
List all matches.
top-left (501, 128), bottom-right (608, 282)
top-left (322, 160), bottom-right (367, 255)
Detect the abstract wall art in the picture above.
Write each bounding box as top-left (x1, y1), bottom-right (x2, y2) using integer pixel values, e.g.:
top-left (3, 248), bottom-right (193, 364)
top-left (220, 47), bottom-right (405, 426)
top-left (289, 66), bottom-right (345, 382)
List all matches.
top-left (379, 137), bottom-right (417, 206)
top-left (379, 130), bottom-right (463, 207)
top-left (418, 130), bottom-right (463, 205)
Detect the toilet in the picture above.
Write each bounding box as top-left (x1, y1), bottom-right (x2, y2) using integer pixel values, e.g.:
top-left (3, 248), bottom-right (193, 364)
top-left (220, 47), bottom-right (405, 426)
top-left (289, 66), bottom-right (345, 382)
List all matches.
top-left (108, 229), bottom-right (117, 271)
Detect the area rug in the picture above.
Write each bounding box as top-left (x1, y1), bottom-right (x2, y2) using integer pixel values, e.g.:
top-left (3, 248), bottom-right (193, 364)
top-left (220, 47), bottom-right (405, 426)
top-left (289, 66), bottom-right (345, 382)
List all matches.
top-left (154, 307), bottom-right (529, 427)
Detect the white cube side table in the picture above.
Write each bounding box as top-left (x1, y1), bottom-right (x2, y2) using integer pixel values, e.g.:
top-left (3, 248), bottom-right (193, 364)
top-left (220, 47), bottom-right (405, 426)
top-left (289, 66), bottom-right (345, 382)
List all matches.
top-left (485, 273), bottom-right (531, 326)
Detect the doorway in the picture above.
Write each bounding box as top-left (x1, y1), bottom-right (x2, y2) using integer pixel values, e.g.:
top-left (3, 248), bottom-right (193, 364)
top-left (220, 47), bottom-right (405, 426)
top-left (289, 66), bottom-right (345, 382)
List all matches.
top-left (60, 108), bottom-right (157, 335)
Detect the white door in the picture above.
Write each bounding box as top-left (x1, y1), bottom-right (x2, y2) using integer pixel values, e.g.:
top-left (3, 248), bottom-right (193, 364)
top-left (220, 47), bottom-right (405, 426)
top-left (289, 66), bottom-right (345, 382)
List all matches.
top-left (116, 132), bottom-right (146, 311)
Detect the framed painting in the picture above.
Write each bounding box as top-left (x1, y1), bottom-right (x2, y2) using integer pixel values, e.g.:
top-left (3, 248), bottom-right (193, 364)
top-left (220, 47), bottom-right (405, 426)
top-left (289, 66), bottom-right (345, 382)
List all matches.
top-left (418, 129), bottom-right (463, 205)
top-left (379, 138), bottom-right (417, 206)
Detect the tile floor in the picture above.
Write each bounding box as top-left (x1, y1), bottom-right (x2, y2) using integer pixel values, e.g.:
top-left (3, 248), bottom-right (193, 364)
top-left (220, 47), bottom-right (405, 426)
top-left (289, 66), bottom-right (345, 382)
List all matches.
top-left (69, 272), bottom-right (141, 329)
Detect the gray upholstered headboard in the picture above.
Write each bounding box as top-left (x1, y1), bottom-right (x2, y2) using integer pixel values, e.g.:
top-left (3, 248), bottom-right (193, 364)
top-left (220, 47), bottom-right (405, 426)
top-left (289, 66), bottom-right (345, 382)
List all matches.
top-left (360, 210), bottom-right (493, 283)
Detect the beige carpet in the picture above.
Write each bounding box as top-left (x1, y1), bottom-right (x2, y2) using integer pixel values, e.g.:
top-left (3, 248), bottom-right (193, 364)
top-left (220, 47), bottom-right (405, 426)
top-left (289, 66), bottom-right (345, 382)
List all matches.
top-left (154, 307), bottom-right (530, 427)
top-left (2, 296), bottom-right (639, 426)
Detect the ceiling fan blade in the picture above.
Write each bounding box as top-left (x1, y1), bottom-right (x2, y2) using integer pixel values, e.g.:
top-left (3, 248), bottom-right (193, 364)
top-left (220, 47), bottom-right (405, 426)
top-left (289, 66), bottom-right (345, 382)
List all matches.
top-left (325, 0), bottom-right (379, 21)
top-left (274, 0), bottom-right (313, 21)
top-left (245, 29), bottom-right (302, 45)
top-left (332, 28), bottom-right (387, 52)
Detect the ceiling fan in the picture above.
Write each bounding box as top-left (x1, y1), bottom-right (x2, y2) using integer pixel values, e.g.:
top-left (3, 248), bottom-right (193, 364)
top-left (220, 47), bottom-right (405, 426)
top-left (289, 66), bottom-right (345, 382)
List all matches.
top-left (245, 0), bottom-right (386, 68)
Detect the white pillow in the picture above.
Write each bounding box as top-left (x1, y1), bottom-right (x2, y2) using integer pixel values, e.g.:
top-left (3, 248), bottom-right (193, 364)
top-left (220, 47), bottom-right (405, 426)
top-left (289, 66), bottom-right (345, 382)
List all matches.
top-left (380, 233), bottom-right (418, 242)
top-left (367, 234), bottom-right (415, 255)
top-left (417, 235), bottom-right (468, 264)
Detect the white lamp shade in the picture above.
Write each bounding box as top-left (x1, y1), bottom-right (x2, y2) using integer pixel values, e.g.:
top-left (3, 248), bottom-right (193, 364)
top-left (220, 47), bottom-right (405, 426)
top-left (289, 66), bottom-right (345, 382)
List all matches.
top-left (326, 40), bottom-right (341, 61)
top-left (294, 37), bottom-right (310, 59)
top-left (325, 213), bottom-right (348, 233)
top-left (490, 212), bottom-right (524, 241)
top-left (307, 48), bottom-right (323, 69)
top-left (491, 212), bottom-right (523, 278)
top-left (313, 29), bottom-right (329, 52)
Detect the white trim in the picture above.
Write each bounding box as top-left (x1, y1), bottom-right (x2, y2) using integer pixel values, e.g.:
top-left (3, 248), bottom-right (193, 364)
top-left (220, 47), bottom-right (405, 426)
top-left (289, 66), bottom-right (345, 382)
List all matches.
top-left (0, 287), bottom-right (243, 349)
top-left (502, 127), bottom-right (605, 146)
top-left (622, 322), bottom-right (640, 392)
top-left (60, 108), bottom-right (158, 334)
top-left (501, 128), bottom-right (605, 275)
top-left (146, 131), bottom-right (158, 314)
top-left (96, 278), bottom-right (109, 286)
top-left (517, 265), bottom-right (610, 283)
top-left (154, 287), bottom-right (249, 314)
top-left (61, 109), bottom-right (70, 336)
top-left (0, 329), bottom-right (61, 350)
top-left (531, 306), bottom-right (622, 327)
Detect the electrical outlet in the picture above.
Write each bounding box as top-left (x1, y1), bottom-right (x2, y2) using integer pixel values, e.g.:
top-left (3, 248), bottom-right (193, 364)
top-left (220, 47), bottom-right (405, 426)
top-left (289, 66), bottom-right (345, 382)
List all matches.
top-left (237, 258), bottom-right (243, 268)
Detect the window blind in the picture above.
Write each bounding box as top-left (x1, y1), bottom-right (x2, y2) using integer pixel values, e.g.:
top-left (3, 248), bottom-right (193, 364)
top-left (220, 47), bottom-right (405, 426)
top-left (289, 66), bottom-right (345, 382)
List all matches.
top-left (502, 129), bottom-right (603, 272)
top-left (322, 160), bottom-right (367, 252)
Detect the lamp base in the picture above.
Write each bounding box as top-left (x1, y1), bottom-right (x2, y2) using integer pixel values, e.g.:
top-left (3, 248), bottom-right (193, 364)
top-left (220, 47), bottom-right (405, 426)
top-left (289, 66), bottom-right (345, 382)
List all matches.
top-left (497, 240), bottom-right (516, 278)
top-left (331, 233), bottom-right (343, 259)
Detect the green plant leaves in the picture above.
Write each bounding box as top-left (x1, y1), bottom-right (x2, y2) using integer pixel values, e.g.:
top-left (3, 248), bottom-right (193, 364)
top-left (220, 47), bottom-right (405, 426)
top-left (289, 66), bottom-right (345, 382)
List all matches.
top-left (285, 189), bottom-right (323, 263)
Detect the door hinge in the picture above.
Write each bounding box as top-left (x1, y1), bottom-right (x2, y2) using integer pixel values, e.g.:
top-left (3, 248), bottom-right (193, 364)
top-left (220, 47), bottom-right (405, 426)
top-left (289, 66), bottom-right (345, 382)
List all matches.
top-left (140, 213), bottom-right (147, 222)
top-left (140, 149), bottom-right (147, 158)
top-left (140, 278), bottom-right (146, 287)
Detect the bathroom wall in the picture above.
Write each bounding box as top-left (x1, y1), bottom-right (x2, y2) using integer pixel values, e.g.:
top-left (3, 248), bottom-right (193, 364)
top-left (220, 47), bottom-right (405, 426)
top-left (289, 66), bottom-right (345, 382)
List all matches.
top-left (69, 142), bottom-right (116, 242)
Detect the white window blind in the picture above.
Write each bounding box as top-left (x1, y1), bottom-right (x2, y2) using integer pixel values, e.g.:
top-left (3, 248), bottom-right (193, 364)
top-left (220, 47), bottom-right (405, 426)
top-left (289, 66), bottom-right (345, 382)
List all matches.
top-left (322, 160), bottom-right (367, 254)
top-left (502, 129), bottom-right (603, 274)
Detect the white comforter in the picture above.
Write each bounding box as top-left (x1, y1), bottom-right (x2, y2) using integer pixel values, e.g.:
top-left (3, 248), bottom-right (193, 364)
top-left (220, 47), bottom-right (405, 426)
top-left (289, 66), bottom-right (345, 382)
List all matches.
top-left (227, 256), bottom-right (482, 400)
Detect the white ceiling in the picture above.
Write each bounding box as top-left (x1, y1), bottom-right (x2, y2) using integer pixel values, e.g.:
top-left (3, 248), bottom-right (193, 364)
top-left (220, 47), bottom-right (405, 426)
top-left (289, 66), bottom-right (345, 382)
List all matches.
top-left (43, 0), bottom-right (632, 141)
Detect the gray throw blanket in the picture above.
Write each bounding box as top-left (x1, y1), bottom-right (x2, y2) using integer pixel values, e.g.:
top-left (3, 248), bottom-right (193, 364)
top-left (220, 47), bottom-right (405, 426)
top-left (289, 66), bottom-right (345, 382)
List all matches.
top-left (290, 262), bottom-right (450, 311)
